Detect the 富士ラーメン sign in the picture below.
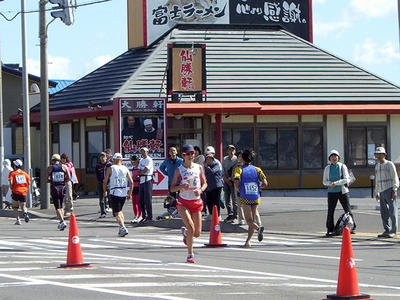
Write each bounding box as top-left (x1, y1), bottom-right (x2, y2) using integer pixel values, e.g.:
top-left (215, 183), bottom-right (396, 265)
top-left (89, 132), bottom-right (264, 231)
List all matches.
top-left (167, 43), bottom-right (206, 95)
top-left (144, 0), bottom-right (312, 46)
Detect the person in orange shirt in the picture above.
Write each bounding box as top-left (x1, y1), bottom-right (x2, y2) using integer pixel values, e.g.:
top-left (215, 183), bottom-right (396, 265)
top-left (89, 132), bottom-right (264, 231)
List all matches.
top-left (8, 159), bottom-right (31, 225)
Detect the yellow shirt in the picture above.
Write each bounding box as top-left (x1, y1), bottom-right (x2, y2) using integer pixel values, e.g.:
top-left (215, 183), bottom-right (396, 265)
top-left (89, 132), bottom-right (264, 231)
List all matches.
top-left (233, 165), bottom-right (266, 205)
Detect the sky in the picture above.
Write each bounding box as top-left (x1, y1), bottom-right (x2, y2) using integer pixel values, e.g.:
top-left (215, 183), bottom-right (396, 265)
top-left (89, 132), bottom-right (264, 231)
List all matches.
top-left (0, 0), bottom-right (399, 86)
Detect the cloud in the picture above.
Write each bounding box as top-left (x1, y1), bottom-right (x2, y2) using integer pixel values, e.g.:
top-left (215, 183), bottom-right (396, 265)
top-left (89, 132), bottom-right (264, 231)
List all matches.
top-left (354, 38), bottom-right (400, 65)
top-left (84, 55), bottom-right (113, 75)
top-left (350, 0), bottom-right (396, 18)
top-left (313, 18), bottom-right (352, 38)
top-left (27, 55), bottom-right (75, 79)
top-left (313, 0), bottom-right (327, 3)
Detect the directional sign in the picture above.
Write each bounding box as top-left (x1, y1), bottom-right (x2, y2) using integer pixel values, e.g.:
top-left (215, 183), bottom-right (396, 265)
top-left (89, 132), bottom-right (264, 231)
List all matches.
top-left (153, 170), bottom-right (165, 186)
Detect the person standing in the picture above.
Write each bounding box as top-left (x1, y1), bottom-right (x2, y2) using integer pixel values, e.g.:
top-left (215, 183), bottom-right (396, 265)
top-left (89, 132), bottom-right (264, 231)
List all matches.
top-left (222, 145), bottom-right (238, 222)
top-left (95, 152), bottom-right (108, 218)
top-left (170, 144), bottom-right (207, 263)
top-left (193, 146), bottom-right (205, 165)
top-left (138, 147), bottom-right (154, 223)
top-left (8, 159), bottom-right (31, 225)
top-left (233, 150), bottom-right (268, 247)
top-left (60, 153), bottom-right (78, 216)
top-left (47, 154), bottom-right (71, 231)
top-left (130, 155), bottom-right (142, 224)
top-left (374, 147), bottom-right (399, 238)
top-left (160, 146), bottom-right (183, 199)
top-left (103, 153), bottom-right (133, 237)
top-left (203, 152), bottom-right (224, 218)
top-left (104, 148), bottom-right (113, 212)
top-left (322, 150), bottom-right (356, 237)
top-left (2, 159), bottom-right (13, 209)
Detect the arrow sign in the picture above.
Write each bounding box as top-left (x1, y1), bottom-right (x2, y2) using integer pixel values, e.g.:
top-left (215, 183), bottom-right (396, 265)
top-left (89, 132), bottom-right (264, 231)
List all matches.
top-left (153, 170), bottom-right (165, 186)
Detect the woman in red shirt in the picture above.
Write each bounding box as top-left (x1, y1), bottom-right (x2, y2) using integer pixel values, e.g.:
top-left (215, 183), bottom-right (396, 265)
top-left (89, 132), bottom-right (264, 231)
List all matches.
top-left (130, 156), bottom-right (142, 223)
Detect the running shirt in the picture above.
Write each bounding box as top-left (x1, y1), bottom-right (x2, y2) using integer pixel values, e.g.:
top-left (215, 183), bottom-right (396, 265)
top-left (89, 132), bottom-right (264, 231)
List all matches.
top-left (234, 165), bottom-right (266, 202)
top-left (50, 164), bottom-right (67, 185)
top-left (178, 163), bottom-right (201, 201)
top-left (109, 165), bottom-right (129, 197)
top-left (8, 169), bottom-right (31, 196)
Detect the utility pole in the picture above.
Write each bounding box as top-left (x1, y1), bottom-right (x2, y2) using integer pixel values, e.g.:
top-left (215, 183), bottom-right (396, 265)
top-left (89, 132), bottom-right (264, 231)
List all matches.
top-left (21, 0), bottom-right (32, 208)
top-left (40, 0), bottom-right (50, 209)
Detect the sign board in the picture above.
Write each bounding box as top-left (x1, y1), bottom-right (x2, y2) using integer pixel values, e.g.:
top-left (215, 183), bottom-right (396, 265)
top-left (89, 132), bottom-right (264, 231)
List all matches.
top-left (143, 0), bottom-right (312, 46)
top-left (167, 43), bottom-right (206, 95)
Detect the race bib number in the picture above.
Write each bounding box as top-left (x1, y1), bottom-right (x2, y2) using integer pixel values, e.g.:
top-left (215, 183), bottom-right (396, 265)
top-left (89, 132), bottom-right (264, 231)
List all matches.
top-left (114, 177), bottom-right (127, 187)
top-left (15, 175), bottom-right (27, 184)
top-left (52, 172), bottom-right (64, 183)
top-left (244, 182), bottom-right (258, 195)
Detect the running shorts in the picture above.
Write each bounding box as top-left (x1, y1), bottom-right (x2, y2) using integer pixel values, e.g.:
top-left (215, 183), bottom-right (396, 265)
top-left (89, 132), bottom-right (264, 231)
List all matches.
top-left (11, 193), bottom-right (26, 202)
top-left (176, 197), bottom-right (203, 214)
top-left (109, 194), bottom-right (126, 215)
top-left (51, 184), bottom-right (65, 210)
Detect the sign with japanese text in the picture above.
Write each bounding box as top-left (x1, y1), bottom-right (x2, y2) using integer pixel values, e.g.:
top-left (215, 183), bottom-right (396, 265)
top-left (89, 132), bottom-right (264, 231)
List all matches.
top-left (119, 98), bottom-right (167, 160)
top-left (144, 0), bottom-right (311, 46)
top-left (167, 43), bottom-right (206, 95)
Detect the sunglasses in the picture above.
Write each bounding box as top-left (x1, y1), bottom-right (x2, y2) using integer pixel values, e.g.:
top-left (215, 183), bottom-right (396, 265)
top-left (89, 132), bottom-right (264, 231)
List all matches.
top-left (183, 151), bottom-right (195, 156)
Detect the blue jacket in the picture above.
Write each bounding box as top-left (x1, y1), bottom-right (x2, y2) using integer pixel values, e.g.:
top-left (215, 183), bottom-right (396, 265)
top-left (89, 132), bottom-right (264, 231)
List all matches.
top-left (204, 159), bottom-right (224, 191)
top-left (160, 157), bottom-right (183, 184)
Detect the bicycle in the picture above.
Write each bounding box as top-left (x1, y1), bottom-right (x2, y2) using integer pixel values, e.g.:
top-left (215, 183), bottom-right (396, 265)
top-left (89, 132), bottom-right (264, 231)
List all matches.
top-left (31, 177), bottom-right (41, 207)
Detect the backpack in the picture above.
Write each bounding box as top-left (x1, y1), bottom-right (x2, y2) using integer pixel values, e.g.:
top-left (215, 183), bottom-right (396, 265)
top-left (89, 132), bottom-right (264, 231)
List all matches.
top-left (334, 212), bottom-right (355, 236)
top-left (341, 164), bottom-right (356, 187)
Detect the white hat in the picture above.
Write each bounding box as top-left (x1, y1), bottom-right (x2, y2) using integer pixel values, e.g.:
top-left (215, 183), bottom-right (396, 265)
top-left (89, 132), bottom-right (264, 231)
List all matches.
top-left (374, 147), bottom-right (386, 154)
top-left (205, 146), bottom-right (215, 155)
top-left (328, 149), bottom-right (340, 159)
top-left (143, 119), bottom-right (152, 126)
top-left (140, 147), bottom-right (149, 152)
top-left (13, 159), bottom-right (23, 167)
top-left (112, 153), bottom-right (123, 160)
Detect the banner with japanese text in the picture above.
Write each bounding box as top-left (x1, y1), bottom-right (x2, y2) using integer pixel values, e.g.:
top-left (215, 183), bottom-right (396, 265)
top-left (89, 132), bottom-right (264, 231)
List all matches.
top-left (144, 0), bottom-right (311, 46)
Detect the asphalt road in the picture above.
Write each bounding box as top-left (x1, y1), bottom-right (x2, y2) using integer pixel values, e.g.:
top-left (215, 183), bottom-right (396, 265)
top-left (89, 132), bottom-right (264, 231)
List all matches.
top-left (0, 194), bottom-right (400, 300)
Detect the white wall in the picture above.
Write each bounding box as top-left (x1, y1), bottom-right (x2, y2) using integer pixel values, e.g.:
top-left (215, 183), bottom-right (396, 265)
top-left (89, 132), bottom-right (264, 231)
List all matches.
top-left (326, 115), bottom-right (344, 161)
top-left (59, 123), bottom-right (72, 157)
top-left (390, 115), bottom-right (400, 163)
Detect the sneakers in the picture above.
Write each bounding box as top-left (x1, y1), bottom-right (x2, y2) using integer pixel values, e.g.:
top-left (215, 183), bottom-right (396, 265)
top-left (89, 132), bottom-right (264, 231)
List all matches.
top-left (14, 219), bottom-right (22, 225)
top-left (99, 214), bottom-right (106, 219)
top-left (224, 215), bottom-right (235, 223)
top-left (58, 221), bottom-right (67, 231)
top-left (23, 212), bottom-right (30, 223)
top-left (377, 232), bottom-right (395, 238)
top-left (118, 226), bottom-right (128, 237)
top-left (181, 226), bottom-right (187, 245)
top-left (186, 254), bottom-right (195, 263)
top-left (238, 220), bottom-right (245, 225)
top-left (242, 241), bottom-right (251, 248)
top-left (106, 208), bottom-right (113, 213)
top-left (325, 232), bottom-right (335, 238)
top-left (258, 225), bottom-right (264, 242)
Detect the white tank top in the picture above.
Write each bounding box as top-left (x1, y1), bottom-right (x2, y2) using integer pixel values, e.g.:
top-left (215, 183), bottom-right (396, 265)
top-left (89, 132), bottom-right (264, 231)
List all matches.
top-left (109, 165), bottom-right (129, 197)
top-left (178, 163), bottom-right (201, 201)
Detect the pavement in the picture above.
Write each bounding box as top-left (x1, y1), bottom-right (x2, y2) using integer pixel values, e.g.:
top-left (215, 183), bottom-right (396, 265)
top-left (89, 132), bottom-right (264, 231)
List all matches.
top-left (0, 187), bottom-right (389, 237)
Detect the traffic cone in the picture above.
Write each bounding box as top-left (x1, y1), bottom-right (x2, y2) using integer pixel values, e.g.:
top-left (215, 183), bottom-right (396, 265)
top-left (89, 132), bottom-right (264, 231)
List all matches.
top-left (59, 214), bottom-right (91, 268)
top-left (324, 227), bottom-right (373, 299)
top-left (204, 205), bottom-right (227, 247)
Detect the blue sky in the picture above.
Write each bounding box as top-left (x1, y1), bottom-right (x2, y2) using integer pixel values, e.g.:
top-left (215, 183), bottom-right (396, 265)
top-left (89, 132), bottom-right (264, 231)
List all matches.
top-left (1, 0), bottom-right (399, 86)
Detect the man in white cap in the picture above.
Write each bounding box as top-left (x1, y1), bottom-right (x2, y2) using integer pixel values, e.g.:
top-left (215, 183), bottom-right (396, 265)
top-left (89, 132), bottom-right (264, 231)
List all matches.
top-left (8, 159), bottom-right (31, 225)
top-left (103, 152), bottom-right (133, 237)
top-left (374, 146), bottom-right (399, 238)
top-left (138, 147), bottom-right (154, 223)
top-left (142, 119), bottom-right (156, 141)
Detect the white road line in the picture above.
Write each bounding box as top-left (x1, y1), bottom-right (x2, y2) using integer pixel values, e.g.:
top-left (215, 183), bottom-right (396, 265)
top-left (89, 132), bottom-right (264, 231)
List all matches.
top-left (25, 239), bottom-right (115, 249)
top-left (80, 282), bottom-right (228, 288)
top-left (33, 273), bottom-right (164, 280)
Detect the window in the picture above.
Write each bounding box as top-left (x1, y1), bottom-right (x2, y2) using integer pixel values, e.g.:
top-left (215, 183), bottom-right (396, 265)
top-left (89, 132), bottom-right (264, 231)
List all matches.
top-left (51, 123), bottom-right (59, 143)
top-left (167, 117), bottom-right (203, 151)
top-left (86, 130), bottom-right (106, 173)
top-left (258, 129), bottom-right (277, 168)
top-left (303, 128), bottom-right (323, 169)
top-left (347, 127), bottom-right (386, 167)
top-left (278, 128), bottom-right (298, 169)
top-left (72, 122), bottom-right (79, 142)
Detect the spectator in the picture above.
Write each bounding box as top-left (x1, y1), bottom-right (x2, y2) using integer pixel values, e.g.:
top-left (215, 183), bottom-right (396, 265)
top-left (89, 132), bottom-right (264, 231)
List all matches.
top-left (203, 151), bottom-right (224, 219)
top-left (234, 151), bottom-right (247, 226)
top-left (193, 146), bottom-right (205, 165)
top-left (2, 159), bottom-right (13, 209)
top-left (322, 149), bottom-right (356, 237)
top-left (60, 153), bottom-right (78, 216)
top-left (160, 146), bottom-right (183, 199)
top-left (103, 148), bottom-right (113, 212)
top-left (222, 145), bottom-right (238, 223)
top-left (95, 152), bottom-right (108, 218)
top-left (374, 147), bottom-right (399, 238)
top-left (233, 150), bottom-right (268, 247)
top-left (130, 155), bottom-right (142, 224)
top-left (8, 159), bottom-right (31, 225)
top-left (138, 147), bottom-right (154, 223)
top-left (103, 153), bottom-right (133, 237)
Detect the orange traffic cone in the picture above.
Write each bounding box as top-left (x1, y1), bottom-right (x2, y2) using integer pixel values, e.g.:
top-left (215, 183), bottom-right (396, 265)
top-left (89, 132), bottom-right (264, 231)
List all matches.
top-left (59, 214), bottom-right (91, 268)
top-left (324, 227), bottom-right (373, 299)
top-left (204, 205), bottom-right (227, 247)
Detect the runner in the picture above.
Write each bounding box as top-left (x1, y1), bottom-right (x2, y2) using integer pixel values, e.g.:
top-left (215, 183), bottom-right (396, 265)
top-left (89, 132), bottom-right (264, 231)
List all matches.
top-left (47, 154), bottom-right (71, 231)
top-left (103, 153), bottom-right (133, 237)
top-left (170, 144), bottom-right (207, 263)
top-left (233, 150), bottom-right (268, 247)
top-left (8, 159), bottom-right (31, 225)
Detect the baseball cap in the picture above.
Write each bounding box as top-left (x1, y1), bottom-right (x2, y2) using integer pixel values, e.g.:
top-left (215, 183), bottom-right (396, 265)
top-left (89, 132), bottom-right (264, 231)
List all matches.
top-left (374, 147), bottom-right (386, 154)
top-left (112, 153), bottom-right (123, 160)
top-left (205, 146), bottom-right (215, 155)
top-left (140, 147), bottom-right (149, 152)
top-left (227, 145), bottom-right (236, 150)
top-left (143, 119), bottom-right (152, 126)
top-left (51, 154), bottom-right (61, 161)
top-left (13, 159), bottom-right (23, 167)
top-left (182, 144), bottom-right (195, 154)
